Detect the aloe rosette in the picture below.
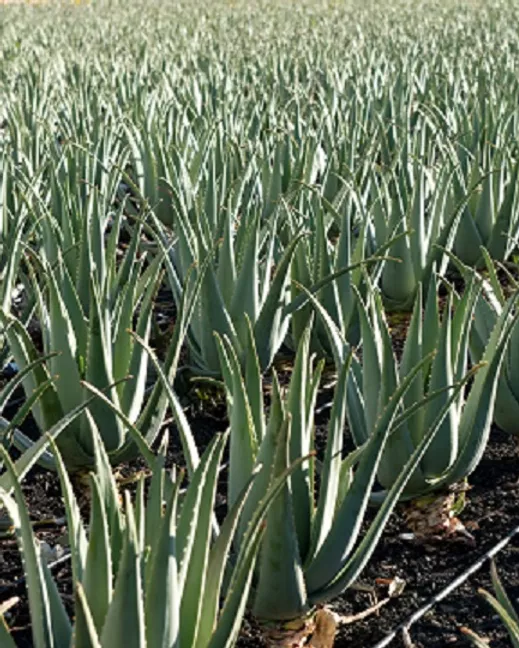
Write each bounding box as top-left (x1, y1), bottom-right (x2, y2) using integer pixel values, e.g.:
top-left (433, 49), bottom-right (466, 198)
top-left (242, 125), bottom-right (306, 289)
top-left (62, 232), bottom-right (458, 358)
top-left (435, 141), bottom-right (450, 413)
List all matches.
top-left (301, 272), bottom-right (518, 501)
top-left (212, 321), bottom-right (470, 629)
top-left (0, 193), bottom-right (204, 470)
top-left (0, 420), bottom-right (287, 648)
top-left (468, 251), bottom-right (519, 436)
top-left (451, 143), bottom-right (519, 268)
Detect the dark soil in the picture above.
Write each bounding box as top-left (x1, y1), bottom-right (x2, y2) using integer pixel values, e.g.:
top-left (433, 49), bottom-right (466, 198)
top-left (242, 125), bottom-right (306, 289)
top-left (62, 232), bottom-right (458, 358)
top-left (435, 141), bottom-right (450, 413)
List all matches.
top-left (332, 427), bottom-right (519, 648)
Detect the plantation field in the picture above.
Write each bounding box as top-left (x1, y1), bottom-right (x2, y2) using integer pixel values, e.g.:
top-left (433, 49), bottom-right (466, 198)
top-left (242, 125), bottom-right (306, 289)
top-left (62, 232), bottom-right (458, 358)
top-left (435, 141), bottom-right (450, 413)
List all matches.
top-left (1, 0), bottom-right (519, 646)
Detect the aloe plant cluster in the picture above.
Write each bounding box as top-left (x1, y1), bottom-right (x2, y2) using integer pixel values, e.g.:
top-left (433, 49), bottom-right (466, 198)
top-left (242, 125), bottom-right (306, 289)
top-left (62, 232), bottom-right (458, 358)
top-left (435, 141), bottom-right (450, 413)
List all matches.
top-left (1, 0), bottom-right (519, 645)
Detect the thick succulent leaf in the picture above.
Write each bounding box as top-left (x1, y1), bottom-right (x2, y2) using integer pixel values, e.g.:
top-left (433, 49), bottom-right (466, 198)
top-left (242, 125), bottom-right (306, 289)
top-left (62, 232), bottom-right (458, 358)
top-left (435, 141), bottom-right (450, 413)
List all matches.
top-left (42, 266), bottom-right (84, 416)
top-left (99, 496), bottom-right (146, 648)
top-left (48, 437), bottom-right (88, 586)
top-left (3, 393), bottom-right (98, 486)
top-left (235, 371), bottom-right (284, 550)
top-left (81, 285), bottom-right (122, 455)
top-left (41, 561), bottom-right (72, 648)
top-left (215, 333), bottom-right (257, 509)
top-left (197, 469), bottom-right (259, 647)
top-left (286, 326), bottom-right (313, 559)
top-left (446, 299), bottom-right (519, 482)
top-left (490, 561), bottom-right (519, 644)
top-left (252, 416), bottom-right (308, 621)
top-left (0, 353), bottom-right (57, 415)
top-left (0, 310), bottom-right (62, 433)
top-left (243, 317), bottom-right (265, 443)
top-left (206, 530), bottom-right (263, 648)
top-left (179, 434), bottom-right (227, 647)
top-left (0, 616), bottom-right (16, 648)
top-left (176, 435), bottom-right (225, 597)
top-left (89, 414), bottom-right (124, 574)
top-left (80, 380), bottom-right (155, 469)
top-left (145, 472), bottom-right (180, 648)
top-left (309, 357), bottom-right (350, 559)
top-left (74, 584), bottom-right (103, 648)
top-left (487, 161), bottom-right (519, 261)
top-left (120, 255), bottom-right (163, 420)
top-left (81, 476), bottom-right (112, 638)
top-left (127, 331), bottom-right (200, 474)
top-left (253, 232), bottom-right (304, 370)
top-left (229, 216), bottom-right (260, 347)
top-left (477, 587), bottom-right (519, 647)
top-left (0, 448), bottom-right (62, 648)
top-left (420, 293), bottom-right (457, 477)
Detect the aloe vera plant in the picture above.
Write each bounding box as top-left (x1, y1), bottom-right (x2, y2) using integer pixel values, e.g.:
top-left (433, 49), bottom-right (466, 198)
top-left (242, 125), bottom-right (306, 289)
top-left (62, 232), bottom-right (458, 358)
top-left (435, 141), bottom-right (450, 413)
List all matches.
top-left (0, 189), bottom-right (205, 470)
top-left (462, 562), bottom-right (519, 648)
top-left (0, 363), bottom-right (100, 495)
top-left (302, 273), bottom-right (518, 501)
top-left (211, 321), bottom-right (471, 633)
top-left (366, 152), bottom-right (464, 311)
top-left (159, 204), bottom-right (303, 375)
top-left (0, 419), bottom-right (290, 648)
top-left (468, 250), bottom-right (519, 436)
top-left (451, 143), bottom-right (519, 268)
top-left (287, 187), bottom-right (368, 354)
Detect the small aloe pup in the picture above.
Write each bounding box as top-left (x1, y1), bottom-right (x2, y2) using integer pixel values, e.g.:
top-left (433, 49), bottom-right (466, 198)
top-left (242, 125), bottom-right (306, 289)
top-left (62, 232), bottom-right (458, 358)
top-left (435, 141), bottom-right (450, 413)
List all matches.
top-left (0, 417), bottom-right (292, 648)
top-left (213, 321), bottom-right (469, 643)
top-left (301, 274), bottom-right (519, 502)
top-left (462, 562), bottom-right (519, 647)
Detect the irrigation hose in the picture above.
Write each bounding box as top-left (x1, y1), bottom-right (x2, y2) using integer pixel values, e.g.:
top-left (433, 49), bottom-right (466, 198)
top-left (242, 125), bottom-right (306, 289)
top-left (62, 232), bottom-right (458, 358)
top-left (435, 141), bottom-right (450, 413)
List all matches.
top-left (370, 522), bottom-right (519, 648)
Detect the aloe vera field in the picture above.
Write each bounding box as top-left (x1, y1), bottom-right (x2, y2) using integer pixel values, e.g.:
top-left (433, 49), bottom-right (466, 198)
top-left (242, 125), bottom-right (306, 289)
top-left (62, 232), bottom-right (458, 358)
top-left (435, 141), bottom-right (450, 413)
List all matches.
top-left (1, 0), bottom-right (519, 646)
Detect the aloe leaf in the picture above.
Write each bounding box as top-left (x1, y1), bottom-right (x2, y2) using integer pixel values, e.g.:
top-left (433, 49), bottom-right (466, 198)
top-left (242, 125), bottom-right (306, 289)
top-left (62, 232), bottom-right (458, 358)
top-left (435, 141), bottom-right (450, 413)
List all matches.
top-left (80, 380), bottom-right (155, 469)
top-left (3, 392), bottom-right (98, 484)
top-left (75, 584), bottom-right (103, 648)
top-left (0, 353), bottom-right (57, 414)
top-left (100, 495), bottom-right (145, 648)
top-left (286, 324), bottom-right (314, 559)
top-left (197, 468), bottom-right (260, 647)
top-left (447, 299), bottom-right (519, 482)
top-left (309, 356), bottom-right (351, 559)
top-left (47, 436), bottom-right (88, 587)
top-left (309, 365), bottom-right (474, 602)
top-left (253, 232), bottom-right (305, 370)
top-left (0, 616), bottom-right (16, 648)
top-left (490, 561), bottom-right (519, 641)
top-left (128, 331), bottom-right (200, 475)
top-left (88, 413), bottom-right (124, 573)
top-left (179, 434), bottom-right (227, 647)
top-left (0, 310), bottom-right (62, 433)
top-left (252, 415), bottom-right (308, 621)
top-left (81, 475), bottom-right (112, 638)
top-left (420, 292), bottom-right (457, 477)
top-left (81, 284), bottom-right (122, 455)
top-left (206, 530), bottom-right (263, 648)
top-left (215, 333), bottom-right (257, 511)
top-left (229, 216), bottom-right (260, 347)
top-left (3, 378), bottom-right (54, 451)
top-left (487, 161), bottom-right (519, 261)
top-left (478, 588), bottom-right (519, 648)
top-left (145, 472), bottom-right (180, 648)
top-left (0, 448), bottom-right (62, 648)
